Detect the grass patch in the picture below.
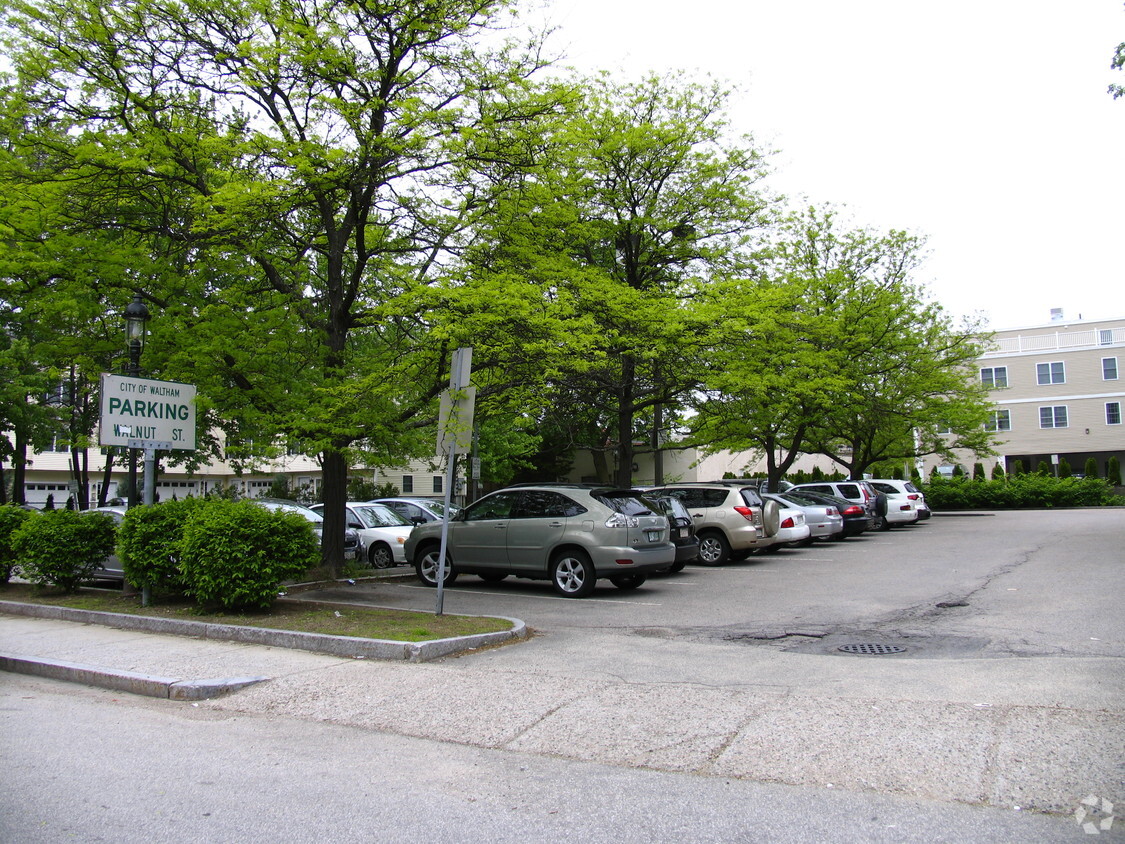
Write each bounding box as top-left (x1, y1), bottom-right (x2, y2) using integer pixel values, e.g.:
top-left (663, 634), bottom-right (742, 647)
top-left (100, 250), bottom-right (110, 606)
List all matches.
top-left (0, 582), bottom-right (512, 642)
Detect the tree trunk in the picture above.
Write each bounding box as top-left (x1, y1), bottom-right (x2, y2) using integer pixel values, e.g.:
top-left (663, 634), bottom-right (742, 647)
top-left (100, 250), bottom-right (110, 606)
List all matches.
top-left (320, 447), bottom-right (348, 577)
top-left (11, 432), bottom-right (27, 505)
top-left (99, 451), bottom-right (115, 506)
top-left (614, 358), bottom-right (636, 488)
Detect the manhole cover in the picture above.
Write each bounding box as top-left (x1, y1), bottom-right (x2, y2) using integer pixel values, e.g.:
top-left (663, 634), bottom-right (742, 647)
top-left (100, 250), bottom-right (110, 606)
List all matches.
top-left (838, 643), bottom-right (907, 655)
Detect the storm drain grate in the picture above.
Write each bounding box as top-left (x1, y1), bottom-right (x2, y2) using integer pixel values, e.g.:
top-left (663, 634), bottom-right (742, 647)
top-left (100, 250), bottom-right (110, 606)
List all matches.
top-left (837, 643), bottom-right (907, 655)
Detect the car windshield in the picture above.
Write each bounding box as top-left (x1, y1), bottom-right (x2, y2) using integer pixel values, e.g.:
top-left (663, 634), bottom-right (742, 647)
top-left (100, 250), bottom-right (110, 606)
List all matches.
top-left (353, 504), bottom-right (411, 528)
top-left (257, 500), bottom-right (322, 523)
top-left (595, 491), bottom-right (657, 516)
top-left (777, 492), bottom-right (821, 507)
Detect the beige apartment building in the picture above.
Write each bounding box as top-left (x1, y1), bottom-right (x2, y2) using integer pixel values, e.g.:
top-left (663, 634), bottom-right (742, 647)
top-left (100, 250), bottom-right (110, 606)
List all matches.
top-left (959, 314), bottom-right (1124, 478)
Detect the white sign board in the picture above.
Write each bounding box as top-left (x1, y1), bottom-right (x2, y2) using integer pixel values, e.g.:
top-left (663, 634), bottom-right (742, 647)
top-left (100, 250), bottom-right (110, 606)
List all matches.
top-left (99, 374), bottom-right (197, 450)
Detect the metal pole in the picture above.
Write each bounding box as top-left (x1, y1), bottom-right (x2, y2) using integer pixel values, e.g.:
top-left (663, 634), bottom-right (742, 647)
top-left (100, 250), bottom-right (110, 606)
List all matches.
top-left (434, 441), bottom-right (458, 616)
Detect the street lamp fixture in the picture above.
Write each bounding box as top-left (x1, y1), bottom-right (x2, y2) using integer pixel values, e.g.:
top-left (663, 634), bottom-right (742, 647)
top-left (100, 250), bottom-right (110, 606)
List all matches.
top-left (124, 294), bottom-right (150, 377)
top-left (123, 295), bottom-right (150, 508)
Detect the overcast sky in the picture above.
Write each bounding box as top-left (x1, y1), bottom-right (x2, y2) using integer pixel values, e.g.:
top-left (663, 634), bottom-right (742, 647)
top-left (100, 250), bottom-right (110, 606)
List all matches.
top-left (539, 0), bottom-right (1125, 331)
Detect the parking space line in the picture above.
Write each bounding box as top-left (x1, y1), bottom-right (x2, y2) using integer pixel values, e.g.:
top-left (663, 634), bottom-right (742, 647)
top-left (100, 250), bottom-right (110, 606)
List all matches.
top-left (392, 583), bottom-right (663, 606)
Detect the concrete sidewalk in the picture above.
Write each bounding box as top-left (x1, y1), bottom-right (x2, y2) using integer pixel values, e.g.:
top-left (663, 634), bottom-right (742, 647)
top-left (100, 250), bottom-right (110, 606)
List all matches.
top-left (1, 608), bottom-right (1122, 823)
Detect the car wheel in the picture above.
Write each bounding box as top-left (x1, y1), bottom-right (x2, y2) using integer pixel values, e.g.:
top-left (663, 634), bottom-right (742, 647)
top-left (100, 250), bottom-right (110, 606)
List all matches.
top-left (610, 573), bottom-right (646, 590)
top-left (696, 531), bottom-right (731, 566)
top-left (414, 545), bottom-right (458, 587)
top-left (478, 571), bottom-right (508, 583)
top-left (667, 559), bottom-right (688, 573)
top-left (368, 542), bottom-right (394, 569)
top-left (761, 500), bottom-right (781, 537)
top-left (762, 542), bottom-right (782, 554)
top-left (876, 515), bottom-right (891, 531)
top-left (550, 549), bottom-right (596, 598)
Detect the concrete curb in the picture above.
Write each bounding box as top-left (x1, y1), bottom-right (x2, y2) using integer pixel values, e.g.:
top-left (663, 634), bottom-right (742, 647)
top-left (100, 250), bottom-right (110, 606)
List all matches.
top-left (0, 651), bottom-right (268, 700)
top-left (0, 600), bottom-right (528, 663)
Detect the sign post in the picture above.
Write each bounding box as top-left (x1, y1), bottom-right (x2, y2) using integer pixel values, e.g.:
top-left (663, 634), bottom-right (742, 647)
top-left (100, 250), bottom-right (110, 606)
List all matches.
top-left (100, 374), bottom-right (196, 605)
top-left (435, 348), bottom-right (474, 616)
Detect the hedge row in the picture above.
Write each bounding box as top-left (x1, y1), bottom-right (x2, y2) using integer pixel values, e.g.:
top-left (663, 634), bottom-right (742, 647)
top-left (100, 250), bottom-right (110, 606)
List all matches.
top-left (0, 500), bottom-right (320, 609)
top-left (919, 475), bottom-right (1123, 510)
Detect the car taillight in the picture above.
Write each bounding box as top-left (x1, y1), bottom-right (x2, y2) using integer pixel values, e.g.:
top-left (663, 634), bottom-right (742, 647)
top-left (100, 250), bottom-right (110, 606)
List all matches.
top-left (907, 494), bottom-right (919, 500)
top-left (605, 513), bottom-right (640, 528)
top-left (733, 506), bottom-right (756, 522)
top-left (781, 516), bottom-right (795, 529)
top-left (826, 507), bottom-right (838, 516)
top-left (843, 505), bottom-right (863, 516)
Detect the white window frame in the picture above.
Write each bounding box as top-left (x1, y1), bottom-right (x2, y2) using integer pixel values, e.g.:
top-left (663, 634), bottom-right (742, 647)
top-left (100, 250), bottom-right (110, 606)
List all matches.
top-left (1038, 405), bottom-right (1068, 429)
top-left (432, 475), bottom-right (443, 494)
top-left (1036, 361), bottom-right (1065, 385)
top-left (980, 366), bottom-right (1008, 388)
top-left (1103, 357), bottom-right (1118, 381)
top-left (1108, 402), bottom-right (1122, 426)
top-left (985, 409), bottom-right (1011, 432)
top-left (401, 474), bottom-right (414, 494)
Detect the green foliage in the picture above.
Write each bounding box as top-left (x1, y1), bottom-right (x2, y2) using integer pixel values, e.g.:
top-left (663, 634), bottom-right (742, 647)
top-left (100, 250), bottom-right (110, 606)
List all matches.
top-left (11, 509), bottom-right (116, 593)
top-left (1057, 457), bottom-right (1072, 479)
top-left (0, 505), bottom-right (33, 584)
top-left (178, 500), bottom-right (320, 611)
top-left (1037, 460), bottom-right (1052, 476)
top-left (1084, 457), bottom-right (1099, 478)
top-left (811, 465), bottom-right (825, 481)
top-left (972, 462), bottom-right (985, 480)
top-left (346, 476), bottom-right (382, 502)
top-left (921, 476), bottom-right (1120, 510)
top-left (991, 463), bottom-right (1006, 480)
top-left (1011, 459), bottom-right (1025, 475)
top-left (1109, 456), bottom-right (1122, 485)
top-left (372, 482), bottom-right (400, 499)
top-left (117, 499), bottom-right (204, 594)
top-left (952, 464), bottom-right (965, 477)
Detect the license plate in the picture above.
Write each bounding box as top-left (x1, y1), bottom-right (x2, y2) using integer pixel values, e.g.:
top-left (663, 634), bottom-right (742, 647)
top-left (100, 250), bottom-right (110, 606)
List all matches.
top-left (646, 529), bottom-right (661, 542)
top-left (678, 528), bottom-right (688, 539)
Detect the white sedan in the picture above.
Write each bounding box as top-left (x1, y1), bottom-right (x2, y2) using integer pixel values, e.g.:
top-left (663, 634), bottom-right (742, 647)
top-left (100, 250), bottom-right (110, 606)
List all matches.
top-left (312, 502), bottom-right (414, 568)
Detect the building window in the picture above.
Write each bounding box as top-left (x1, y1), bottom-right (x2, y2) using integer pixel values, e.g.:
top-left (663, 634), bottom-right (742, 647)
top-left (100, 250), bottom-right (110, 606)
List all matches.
top-left (1039, 406), bottom-right (1068, 429)
top-left (1103, 357), bottom-right (1118, 381)
top-left (432, 476), bottom-right (443, 494)
top-left (1036, 361), bottom-right (1065, 385)
top-left (985, 410), bottom-right (1011, 432)
top-left (1100, 329), bottom-right (1114, 345)
top-left (980, 366), bottom-right (1008, 388)
top-left (402, 475), bottom-right (413, 494)
top-left (1108, 402), bottom-right (1122, 425)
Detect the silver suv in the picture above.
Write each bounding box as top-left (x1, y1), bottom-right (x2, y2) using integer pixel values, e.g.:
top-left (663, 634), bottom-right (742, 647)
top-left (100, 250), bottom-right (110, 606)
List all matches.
top-left (645, 482), bottom-right (781, 565)
top-left (404, 485), bottom-right (675, 598)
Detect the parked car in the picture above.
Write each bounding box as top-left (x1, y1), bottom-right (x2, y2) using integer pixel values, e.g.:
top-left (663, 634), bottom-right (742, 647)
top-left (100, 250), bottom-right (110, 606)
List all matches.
top-left (255, 499), bottom-right (360, 560)
top-left (870, 479), bottom-right (931, 520)
top-left (646, 494), bottom-right (700, 572)
top-left (761, 492), bottom-right (843, 542)
top-left (784, 490), bottom-right (870, 538)
top-left (404, 484), bottom-right (675, 598)
top-left (758, 501), bottom-right (810, 551)
top-left (371, 497), bottom-right (460, 526)
top-left (645, 482), bottom-right (781, 566)
top-left (311, 502), bottom-right (413, 568)
top-left (789, 481), bottom-right (884, 531)
top-left (83, 505), bottom-right (128, 581)
top-left (865, 480), bottom-right (920, 528)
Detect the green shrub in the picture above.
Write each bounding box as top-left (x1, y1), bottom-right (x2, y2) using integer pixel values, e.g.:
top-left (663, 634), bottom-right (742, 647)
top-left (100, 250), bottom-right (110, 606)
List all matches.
top-left (178, 500), bottom-right (320, 611)
top-left (1037, 460), bottom-right (1052, 476)
top-left (117, 498), bottom-right (204, 594)
top-left (1058, 457), bottom-right (1072, 479)
top-left (972, 462), bottom-right (985, 480)
top-left (1011, 459), bottom-right (1024, 475)
top-left (1084, 457), bottom-right (1099, 478)
top-left (11, 509), bottom-right (116, 593)
top-left (920, 475), bottom-right (1119, 510)
top-left (0, 505), bottom-right (33, 584)
top-left (1109, 456), bottom-right (1122, 485)
top-left (990, 463), bottom-right (1005, 480)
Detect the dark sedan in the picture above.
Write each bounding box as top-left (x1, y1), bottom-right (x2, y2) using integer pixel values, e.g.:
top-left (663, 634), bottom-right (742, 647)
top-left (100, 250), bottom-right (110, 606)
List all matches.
top-left (786, 490), bottom-right (870, 538)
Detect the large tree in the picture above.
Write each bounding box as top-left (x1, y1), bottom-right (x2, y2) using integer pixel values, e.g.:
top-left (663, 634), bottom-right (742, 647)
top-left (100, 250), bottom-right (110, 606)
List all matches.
top-left (691, 208), bottom-right (995, 486)
top-left (458, 73), bottom-right (774, 486)
top-left (2, 0), bottom-right (558, 569)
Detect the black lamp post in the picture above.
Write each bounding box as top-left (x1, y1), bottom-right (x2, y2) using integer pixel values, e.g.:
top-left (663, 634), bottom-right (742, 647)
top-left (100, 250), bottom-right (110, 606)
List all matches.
top-left (123, 295), bottom-right (150, 507)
